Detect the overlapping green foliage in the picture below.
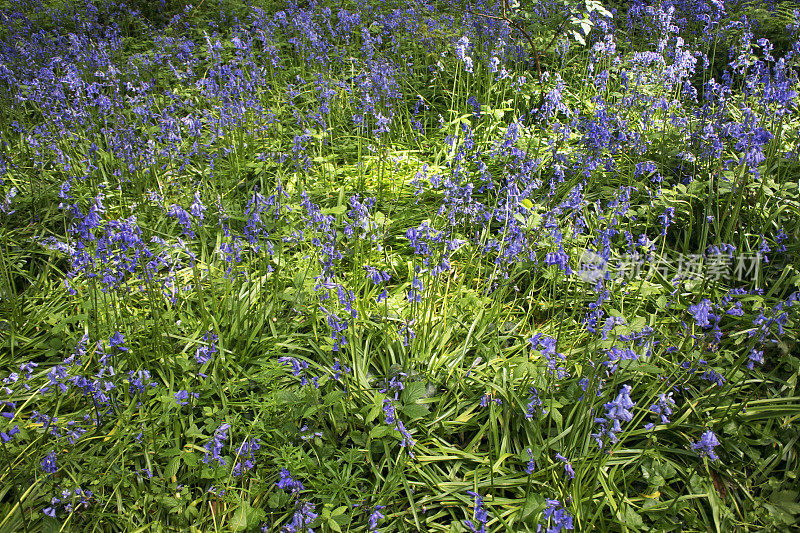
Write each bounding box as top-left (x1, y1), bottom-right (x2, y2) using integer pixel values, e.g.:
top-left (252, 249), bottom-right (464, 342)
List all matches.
top-left (0, 0), bottom-right (799, 531)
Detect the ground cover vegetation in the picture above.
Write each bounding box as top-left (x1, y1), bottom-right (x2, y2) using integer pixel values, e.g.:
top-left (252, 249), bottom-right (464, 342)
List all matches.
top-left (0, 0), bottom-right (799, 530)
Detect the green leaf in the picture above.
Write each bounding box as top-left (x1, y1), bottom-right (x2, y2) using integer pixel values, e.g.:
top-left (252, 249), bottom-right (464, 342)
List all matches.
top-left (231, 501), bottom-right (250, 531)
top-left (324, 390), bottom-right (345, 406)
top-left (42, 517), bottom-right (61, 533)
top-left (402, 382), bottom-right (427, 403)
top-left (165, 456), bottom-right (181, 479)
top-left (158, 496), bottom-right (182, 512)
top-left (773, 490), bottom-right (800, 515)
top-left (328, 517), bottom-right (343, 532)
top-left (519, 492), bottom-right (545, 522)
top-left (182, 451), bottom-right (198, 467)
top-left (268, 492), bottom-right (282, 508)
top-left (370, 425), bottom-right (393, 439)
top-left (624, 506), bottom-right (644, 528)
top-left (366, 403), bottom-right (383, 425)
top-left (401, 403), bottom-right (430, 419)
top-left (322, 205), bottom-right (347, 216)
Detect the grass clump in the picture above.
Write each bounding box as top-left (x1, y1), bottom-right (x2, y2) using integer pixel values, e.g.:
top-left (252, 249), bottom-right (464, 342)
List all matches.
top-left (0, 0), bottom-right (799, 531)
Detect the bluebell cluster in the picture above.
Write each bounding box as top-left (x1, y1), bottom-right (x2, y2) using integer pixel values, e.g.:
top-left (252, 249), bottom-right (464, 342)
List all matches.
top-left (0, 0), bottom-right (798, 530)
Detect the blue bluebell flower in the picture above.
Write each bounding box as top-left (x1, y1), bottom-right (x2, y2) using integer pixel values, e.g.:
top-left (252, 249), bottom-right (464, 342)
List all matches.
top-left (233, 439), bottom-right (260, 476)
top-left (283, 501), bottom-right (317, 532)
top-left (602, 384), bottom-right (635, 444)
top-left (555, 453), bottom-right (575, 480)
top-left (277, 468), bottom-right (304, 495)
top-left (1, 425), bottom-right (19, 443)
top-left (692, 430), bottom-right (720, 461)
top-left (41, 450), bottom-right (57, 474)
top-left (464, 491), bottom-right (488, 533)
top-left (368, 505), bottom-right (385, 531)
top-left (687, 299), bottom-right (718, 328)
top-left (539, 499), bottom-right (574, 532)
top-left (649, 392), bottom-right (676, 424)
top-left (203, 423), bottom-right (231, 466)
top-left (525, 448), bottom-right (536, 474)
top-left (174, 390), bottom-right (199, 405)
top-left (526, 386), bottom-right (546, 418)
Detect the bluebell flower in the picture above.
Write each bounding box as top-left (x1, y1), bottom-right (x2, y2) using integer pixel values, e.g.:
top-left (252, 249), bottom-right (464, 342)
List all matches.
top-left (464, 491), bottom-right (488, 533)
top-left (395, 419), bottom-right (416, 453)
top-left (525, 448), bottom-right (536, 474)
top-left (688, 299), bottom-right (718, 328)
top-left (407, 276), bottom-right (423, 303)
top-left (233, 439), bottom-right (260, 476)
top-left (555, 453), bottom-right (575, 480)
top-left (1, 425), bottom-right (19, 443)
top-left (174, 390), bottom-right (199, 405)
top-left (195, 331), bottom-right (218, 365)
top-left (20, 362), bottom-right (38, 380)
top-left (701, 368), bottom-right (725, 387)
top-left (480, 393), bottom-right (501, 407)
top-left (382, 395), bottom-right (415, 455)
top-left (279, 357), bottom-right (316, 387)
top-left (399, 319), bottom-right (416, 346)
top-left (108, 331), bottom-right (128, 351)
top-left (331, 360), bottom-right (350, 381)
top-left (189, 191), bottom-right (206, 223)
top-left (380, 373), bottom-right (406, 399)
top-left (167, 204), bottom-right (194, 238)
top-left (364, 265), bottom-right (390, 285)
top-left (539, 499), bottom-right (574, 532)
top-left (380, 395), bottom-right (395, 422)
top-left (41, 450), bottom-right (57, 474)
top-left (530, 334), bottom-right (567, 379)
top-left (203, 423), bottom-right (231, 466)
top-left (692, 430), bottom-right (720, 461)
top-left (0, 187), bottom-right (16, 215)
top-left (127, 370), bottom-right (158, 400)
top-left (525, 387), bottom-right (546, 418)
top-left (649, 392), bottom-right (675, 424)
top-left (45, 365), bottom-right (69, 394)
top-left (368, 505), bottom-right (385, 531)
top-left (748, 349), bottom-right (764, 368)
top-left (602, 384), bottom-right (635, 444)
top-left (601, 316), bottom-right (625, 340)
top-left (300, 426), bottom-right (323, 441)
top-left (658, 207), bottom-right (675, 235)
top-left (277, 468), bottom-right (304, 495)
top-left (283, 501), bottom-right (317, 532)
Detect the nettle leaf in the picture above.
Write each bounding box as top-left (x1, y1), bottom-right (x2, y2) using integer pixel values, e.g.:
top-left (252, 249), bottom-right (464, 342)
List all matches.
top-left (165, 456), bottom-right (181, 479)
top-left (182, 451), bottom-right (198, 467)
top-left (772, 490), bottom-right (800, 516)
top-left (519, 492), bottom-right (545, 523)
top-left (231, 501), bottom-right (250, 531)
top-left (402, 381), bottom-right (428, 404)
top-left (157, 496), bottom-right (182, 513)
top-left (401, 403), bottom-right (430, 419)
top-left (623, 507), bottom-right (644, 528)
top-left (322, 205), bottom-right (347, 216)
top-left (42, 517), bottom-right (61, 533)
top-left (370, 425), bottom-right (394, 439)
